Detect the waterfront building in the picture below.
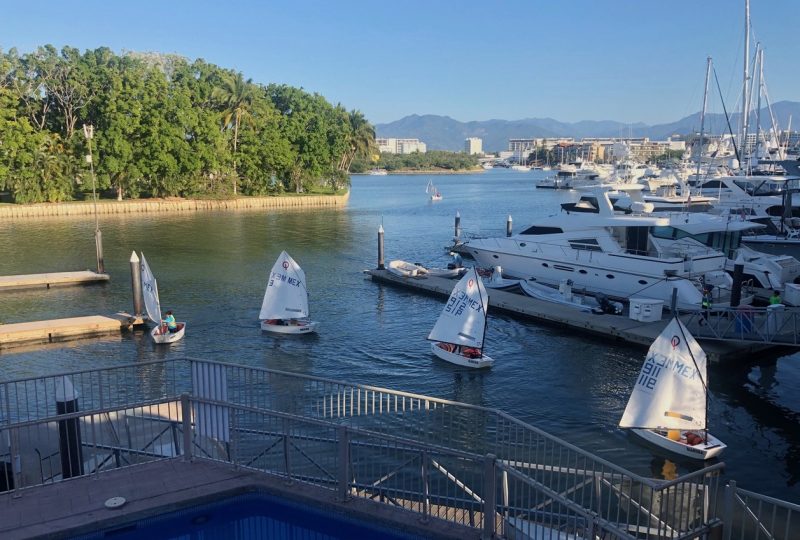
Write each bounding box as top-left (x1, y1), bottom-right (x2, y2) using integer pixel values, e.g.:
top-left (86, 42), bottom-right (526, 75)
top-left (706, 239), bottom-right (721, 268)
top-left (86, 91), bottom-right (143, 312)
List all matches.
top-left (465, 137), bottom-right (483, 155)
top-left (376, 137), bottom-right (427, 154)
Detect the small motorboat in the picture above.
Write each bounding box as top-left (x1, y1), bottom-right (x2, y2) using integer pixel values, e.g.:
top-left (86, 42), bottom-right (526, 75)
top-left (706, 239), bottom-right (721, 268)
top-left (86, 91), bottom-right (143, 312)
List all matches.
top-left (388, 260), bottom-right (428, 278)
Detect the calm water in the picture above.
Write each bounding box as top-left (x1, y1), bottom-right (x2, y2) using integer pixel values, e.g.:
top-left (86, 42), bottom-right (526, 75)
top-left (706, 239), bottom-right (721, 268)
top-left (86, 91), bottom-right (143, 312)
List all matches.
top-left (1, 169), bottom-right (799, 503)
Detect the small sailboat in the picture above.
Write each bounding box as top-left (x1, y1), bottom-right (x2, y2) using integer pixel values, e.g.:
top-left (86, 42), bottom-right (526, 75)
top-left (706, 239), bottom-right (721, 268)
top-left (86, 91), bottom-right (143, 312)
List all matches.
top-left (140, 252), bottom-right (186, 344)
top-left (426, 179), bottom-right (443, 201)
top-left (619, 317), bottom-right (726, 460)
top-left (427, 267), bottom-right (493, 368)
top-left (260, 250), bottom-right (319, 334)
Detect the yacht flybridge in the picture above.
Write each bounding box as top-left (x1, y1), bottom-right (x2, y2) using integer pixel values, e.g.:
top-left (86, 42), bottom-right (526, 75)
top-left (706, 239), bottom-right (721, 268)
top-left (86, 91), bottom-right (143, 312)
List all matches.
top-left (463, 185), bottom-right (762, 311)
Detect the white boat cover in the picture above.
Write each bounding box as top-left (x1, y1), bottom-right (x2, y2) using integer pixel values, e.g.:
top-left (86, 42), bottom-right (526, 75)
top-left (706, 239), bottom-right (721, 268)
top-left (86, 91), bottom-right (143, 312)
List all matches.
top-left (259, 250), bottom-right (309, 320)
top-left (427, 267), bottom-right (488, 349)
top-left (140, 253), bottom-right (162, 323)
top-left (620, 318), bottom-right (707, 431)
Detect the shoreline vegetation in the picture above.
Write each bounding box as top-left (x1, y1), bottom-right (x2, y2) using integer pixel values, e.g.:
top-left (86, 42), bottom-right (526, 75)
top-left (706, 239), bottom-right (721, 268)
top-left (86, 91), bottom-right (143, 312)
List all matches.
top-left (0, 46), bottom-right (376, 204)
top-left (0, 190), bottom-right (350, 219)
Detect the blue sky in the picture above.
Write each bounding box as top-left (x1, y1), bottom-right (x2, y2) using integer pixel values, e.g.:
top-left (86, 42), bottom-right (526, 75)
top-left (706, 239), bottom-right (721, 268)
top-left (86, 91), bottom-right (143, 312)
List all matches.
top-left (1, 1), bottom-right (797, 125)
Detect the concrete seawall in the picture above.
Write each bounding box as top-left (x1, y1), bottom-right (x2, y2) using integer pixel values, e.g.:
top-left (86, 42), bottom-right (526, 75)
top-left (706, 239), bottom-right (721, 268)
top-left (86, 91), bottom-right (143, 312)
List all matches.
top-left (0, 192), bottom-right (349, 219)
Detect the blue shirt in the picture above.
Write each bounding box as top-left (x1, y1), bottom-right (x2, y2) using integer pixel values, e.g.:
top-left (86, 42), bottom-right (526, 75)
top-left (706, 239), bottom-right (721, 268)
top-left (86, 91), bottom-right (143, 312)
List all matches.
top-left (164, 314), bottom-right (177, 329)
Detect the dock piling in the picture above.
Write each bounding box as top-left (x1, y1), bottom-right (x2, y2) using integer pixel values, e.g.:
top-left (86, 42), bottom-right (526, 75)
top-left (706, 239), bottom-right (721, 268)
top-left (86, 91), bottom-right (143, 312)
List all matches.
top-left (129, 251), bottom-right (143, 318)
top-left (94, 229), bottom-right (105, 274)
top-left (377, 225), bottom-right (385, 270)
top-left (506, 215), bottom-right (513, 237)
top-left (730, 258), bottom-right (744, 308)
top-left (56, 376), bottom-right (84, 479)
top-left (454, 211), bottom-right (461, 242)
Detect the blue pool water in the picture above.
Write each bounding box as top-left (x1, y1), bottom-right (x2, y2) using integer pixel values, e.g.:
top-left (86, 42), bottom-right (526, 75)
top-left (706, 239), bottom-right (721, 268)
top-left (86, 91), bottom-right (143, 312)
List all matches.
top-left (72, 492), bottom-right (427, 540)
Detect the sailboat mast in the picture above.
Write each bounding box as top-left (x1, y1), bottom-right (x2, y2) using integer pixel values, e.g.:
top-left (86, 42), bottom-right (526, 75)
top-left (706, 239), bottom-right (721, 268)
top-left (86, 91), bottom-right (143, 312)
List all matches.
top-left (755, 46), bottom-right (763, 165)
top-left (476, 271), bottom-right (489, 357)
top-left (695, 57), bottom-right (712, 183)
top-left (741, 0), bottom-right (750, 157)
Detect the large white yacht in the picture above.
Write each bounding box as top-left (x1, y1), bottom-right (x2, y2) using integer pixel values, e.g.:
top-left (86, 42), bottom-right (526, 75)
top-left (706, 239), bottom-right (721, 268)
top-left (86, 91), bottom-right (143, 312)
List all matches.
top-left (462, 185), bottom-right (764, 310)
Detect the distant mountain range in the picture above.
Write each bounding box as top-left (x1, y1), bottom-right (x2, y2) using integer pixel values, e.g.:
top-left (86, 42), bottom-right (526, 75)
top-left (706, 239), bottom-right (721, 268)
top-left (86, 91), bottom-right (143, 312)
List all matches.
top-left (375, 101), bottom-right (800, 152)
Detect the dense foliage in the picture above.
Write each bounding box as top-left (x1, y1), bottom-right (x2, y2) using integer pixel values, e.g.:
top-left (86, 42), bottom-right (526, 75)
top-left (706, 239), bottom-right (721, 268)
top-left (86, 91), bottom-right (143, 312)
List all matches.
top-left (351, 150), bottom-right (479, 173)
top-left (0, 46), bottom-right (376, 203)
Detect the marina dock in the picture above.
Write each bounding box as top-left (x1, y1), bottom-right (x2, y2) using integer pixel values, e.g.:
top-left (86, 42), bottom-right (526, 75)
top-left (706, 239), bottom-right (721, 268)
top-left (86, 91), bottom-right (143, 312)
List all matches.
top-left (0, 315), bottom-right (135, 351)
top-left (366, 268), bottom-right (778, 362)
top-left (0, 270), bottom-right (110, 292)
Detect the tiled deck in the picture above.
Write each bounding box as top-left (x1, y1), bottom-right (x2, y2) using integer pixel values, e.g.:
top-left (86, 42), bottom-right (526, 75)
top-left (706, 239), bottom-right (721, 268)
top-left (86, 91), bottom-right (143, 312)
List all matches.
top-left (0, 458), bottom-right (480, 540)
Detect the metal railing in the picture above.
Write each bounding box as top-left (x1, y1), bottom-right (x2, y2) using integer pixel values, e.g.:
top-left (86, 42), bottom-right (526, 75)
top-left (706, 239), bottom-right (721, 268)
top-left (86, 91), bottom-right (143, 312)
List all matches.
top-left (679, 304), bottom-right (800, 345)
top-left (0, 359), bottom-right (797, 539)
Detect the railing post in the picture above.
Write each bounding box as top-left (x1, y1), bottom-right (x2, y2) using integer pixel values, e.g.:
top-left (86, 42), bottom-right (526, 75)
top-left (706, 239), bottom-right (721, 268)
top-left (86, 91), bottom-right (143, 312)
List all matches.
top-left (181, 394), bottom-right (192, 462)
top-left (10, 427), bottom-right (21, 498)
top-left (337, 426), bottom-right (350, 502)
top-left (721, 480), bottom-right (736, 540)
top-left (420, 450), bottom-right (430, 524)
top-left (283, 418), bottom-right (293, 484)
top-left (482, 453), bottom-right (496, 539)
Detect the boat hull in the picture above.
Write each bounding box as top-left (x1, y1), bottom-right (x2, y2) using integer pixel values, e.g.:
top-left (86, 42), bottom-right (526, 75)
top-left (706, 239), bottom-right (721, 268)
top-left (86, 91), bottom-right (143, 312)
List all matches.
top-left (261, 319), bottom-right (319, 334)
top-left (430, 342), bottom-right (493, 369)
top-left (151, 322), bottom-right (186, 344)
top-left (631, 428), bottom-right (726, 460)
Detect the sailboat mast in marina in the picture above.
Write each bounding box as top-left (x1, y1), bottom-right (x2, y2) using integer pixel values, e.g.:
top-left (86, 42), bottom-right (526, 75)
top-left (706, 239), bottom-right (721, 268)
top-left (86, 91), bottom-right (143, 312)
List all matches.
top-left (260, 250), bottom-right (319, 334)
top-left (619, 318), bottom-right (725, 460)
top-left (427, 267), bottom-right (493, 368)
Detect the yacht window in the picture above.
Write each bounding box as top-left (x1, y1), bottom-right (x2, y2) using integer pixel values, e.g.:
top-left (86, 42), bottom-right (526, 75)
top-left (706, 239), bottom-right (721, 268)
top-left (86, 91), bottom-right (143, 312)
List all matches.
top-left (651, 226), bottom-right (676, 240)
top-left (520, 226), bottom-right (564, 235)
top-left (700, 180), bottom-right (725, 189)
top-left (568, 238), bottom-right (602, 252)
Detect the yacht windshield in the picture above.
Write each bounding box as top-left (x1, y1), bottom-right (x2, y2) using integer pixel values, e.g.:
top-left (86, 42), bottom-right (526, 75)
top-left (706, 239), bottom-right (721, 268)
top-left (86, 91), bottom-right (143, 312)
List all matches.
top-left (651, 226), bottom-right (742, 257)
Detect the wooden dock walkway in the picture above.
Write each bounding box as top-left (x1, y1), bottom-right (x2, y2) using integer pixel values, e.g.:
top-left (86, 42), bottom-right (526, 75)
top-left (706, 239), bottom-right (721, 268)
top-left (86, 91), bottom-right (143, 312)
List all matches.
top-left (366, 269), bottom-right (772, 362)
top-left (0, 315), bottom-right (126, 350)
top-left (0, 270), bottom-right (109, 291)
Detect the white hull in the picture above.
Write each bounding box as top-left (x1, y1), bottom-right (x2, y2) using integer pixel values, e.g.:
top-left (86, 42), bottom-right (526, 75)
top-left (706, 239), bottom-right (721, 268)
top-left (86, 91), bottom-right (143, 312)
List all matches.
top-left (430, 342), bottom-right (493, 369)
top-left (518, 281), bottom-right (622, 313)
top-left (430, 194), bottom-right (442, 201)
top-left (151, 322), bottom-right (186, 344)
top-left (467, 243), bottom-right (708, 310)
top-left (631, 428), bottom-right (726, 460)
top-left (261, 319), bottom-right (319, 334)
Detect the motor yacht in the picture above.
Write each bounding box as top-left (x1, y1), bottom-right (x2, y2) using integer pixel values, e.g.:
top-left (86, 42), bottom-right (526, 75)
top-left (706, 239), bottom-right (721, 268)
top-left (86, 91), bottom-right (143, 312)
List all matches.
top-left (462, 185), bottom-right (758, 311)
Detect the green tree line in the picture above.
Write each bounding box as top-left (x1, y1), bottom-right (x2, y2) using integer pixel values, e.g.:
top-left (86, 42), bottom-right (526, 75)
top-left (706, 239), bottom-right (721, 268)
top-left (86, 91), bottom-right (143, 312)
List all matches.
top-left (351, 150), bottom-right (479, 173)
top-left (0, 46), bottom-right (376, 203)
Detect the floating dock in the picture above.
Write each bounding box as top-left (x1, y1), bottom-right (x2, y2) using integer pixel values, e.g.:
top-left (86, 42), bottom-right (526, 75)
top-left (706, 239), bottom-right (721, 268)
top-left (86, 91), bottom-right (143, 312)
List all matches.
top-left (0, 270), bottom-right (110, 292)
top-left (366, 269), bottom-right (776, 363)
top-left (0, 314), bottom-right (142, 351)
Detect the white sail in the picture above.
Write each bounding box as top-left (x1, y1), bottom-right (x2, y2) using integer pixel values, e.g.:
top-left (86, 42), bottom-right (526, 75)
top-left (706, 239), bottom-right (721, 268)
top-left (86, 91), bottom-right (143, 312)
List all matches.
top-left (259, 250), bottom-right (309, 320)
top-left (426, 179), bottom-right (434, 194)
top-left (427, 268), bottom-right (488, 349)
top-left (619, 318), bottom-right (707, 431)
top-left (140, 253), bottom-right (162, 324)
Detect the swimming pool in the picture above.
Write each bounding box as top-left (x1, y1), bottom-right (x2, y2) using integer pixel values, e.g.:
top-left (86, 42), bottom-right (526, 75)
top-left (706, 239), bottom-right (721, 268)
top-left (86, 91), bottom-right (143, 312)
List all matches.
top-left (71, 491), bottom-right (428, 540)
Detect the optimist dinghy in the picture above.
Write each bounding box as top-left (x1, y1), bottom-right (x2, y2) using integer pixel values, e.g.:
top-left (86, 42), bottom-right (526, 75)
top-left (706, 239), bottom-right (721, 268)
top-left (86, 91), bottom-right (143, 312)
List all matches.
top-left (260, 251), bottom-right (319, 335)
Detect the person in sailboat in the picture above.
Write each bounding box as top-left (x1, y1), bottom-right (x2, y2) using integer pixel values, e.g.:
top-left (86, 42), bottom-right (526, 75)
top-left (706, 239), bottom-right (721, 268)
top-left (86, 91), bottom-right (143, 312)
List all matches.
top-left (162, 310), bottom-right (178, 333)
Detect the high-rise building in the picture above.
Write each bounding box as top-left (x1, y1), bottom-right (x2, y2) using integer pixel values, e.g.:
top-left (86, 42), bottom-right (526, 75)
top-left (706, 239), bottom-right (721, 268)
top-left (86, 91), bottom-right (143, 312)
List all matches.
top-left (464, 137), bottom-right (483, 155)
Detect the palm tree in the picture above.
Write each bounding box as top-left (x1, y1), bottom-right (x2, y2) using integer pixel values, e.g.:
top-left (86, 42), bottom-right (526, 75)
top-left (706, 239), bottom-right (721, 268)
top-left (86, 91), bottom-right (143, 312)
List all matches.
top-left (339, 110), bottom-right (375, 172)
top-left (212, 72), bottom-right (256, 194)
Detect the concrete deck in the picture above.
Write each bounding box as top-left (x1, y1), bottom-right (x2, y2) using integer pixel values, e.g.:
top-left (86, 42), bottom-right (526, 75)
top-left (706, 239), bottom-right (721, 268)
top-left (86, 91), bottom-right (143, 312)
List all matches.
top-left (0, 316), bottom-right (124, 351)
top-left (0, 271), bottom-right (109, 292)
top-left (0, 458), bottom-right (479, 540)
top-left (367, 268), bottom-right (772, 362)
